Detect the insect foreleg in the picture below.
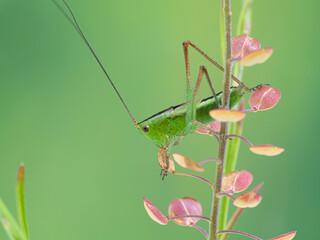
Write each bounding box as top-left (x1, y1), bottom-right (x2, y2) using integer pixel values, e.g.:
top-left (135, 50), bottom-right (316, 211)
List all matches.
top-left (174, 136), bottom-right (186, 146)
top-left (160, 139), bottom-right (176, 180)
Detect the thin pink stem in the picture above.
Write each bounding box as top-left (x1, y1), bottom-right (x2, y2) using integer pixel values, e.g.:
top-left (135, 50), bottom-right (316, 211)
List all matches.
top-left (220, 208), bottom-right (245, 240)
top-left (242, 108), bottom-right (257, 113)
top-left (190, 223), bottom-right (209, 238)
top-left (168, 215), bottom-right (211, 222)
top-left (217, 230), bottom-right (263, 240)
top-left (211, 133), bottom-right (219, 141)
top-left (174, 172), bottom-right (213, 186)
top-left (198, 158), bottom-right (221, 165)
top-left (218, 192), bottom-right (235, 200)
top-left (228, 134), bottom-right (254, 147)
top-left (228, 57), bottom-right (240, 66)
top-left (253, 182), bottom-right (264, 192)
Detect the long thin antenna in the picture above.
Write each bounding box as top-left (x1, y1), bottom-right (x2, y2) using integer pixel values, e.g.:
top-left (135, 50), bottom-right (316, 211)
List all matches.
top-left (53, 0), bottom-right (138, 127)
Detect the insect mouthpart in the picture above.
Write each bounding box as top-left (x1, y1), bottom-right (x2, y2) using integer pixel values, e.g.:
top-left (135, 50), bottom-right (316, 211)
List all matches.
top-left (142, 125), bottom-right (149, 133)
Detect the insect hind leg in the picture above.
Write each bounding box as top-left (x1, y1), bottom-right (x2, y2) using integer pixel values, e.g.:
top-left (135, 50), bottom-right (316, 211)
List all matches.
top-left (183, 41), bottom-right (250, 92)
top-left (184, 65), bottom-right (220, 136)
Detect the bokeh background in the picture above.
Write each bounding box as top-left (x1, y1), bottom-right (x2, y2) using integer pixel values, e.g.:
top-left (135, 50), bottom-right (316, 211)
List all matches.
top-left (0, 0), bottom-right (318, 239)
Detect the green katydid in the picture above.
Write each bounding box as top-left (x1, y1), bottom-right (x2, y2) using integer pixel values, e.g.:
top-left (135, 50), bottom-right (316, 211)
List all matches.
top-left (55, 0), bottom-right (261, 177)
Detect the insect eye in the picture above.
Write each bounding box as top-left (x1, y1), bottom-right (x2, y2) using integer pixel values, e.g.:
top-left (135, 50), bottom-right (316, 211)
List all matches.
top-left (142, 125), bottom-right (149, 133)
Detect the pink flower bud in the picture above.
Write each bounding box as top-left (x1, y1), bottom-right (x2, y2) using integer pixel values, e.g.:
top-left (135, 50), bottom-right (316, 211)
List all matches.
top-left (222, 170), bottom-right (253, 194)
top-left (168, 197), bottom-right (202, 226)
top-left (269, 231), bottom-right (297, 240)
top-left (232, 34), bottom-right (273, 67)
top-left (250, 144), bottom-right (284, 156)
top-left (249, 86), bottom-right (281, 111)
top-left (209, 109), bottom-right (246, 122)
top-left (143, 198), bottom-right (168, 225)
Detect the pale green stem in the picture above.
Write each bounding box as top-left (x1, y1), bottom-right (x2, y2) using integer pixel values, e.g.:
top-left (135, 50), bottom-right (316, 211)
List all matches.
top-left (16, 165), bottom-right (28, 240)
top-left (237, 0), bottom-right (253, 35)
top-left (0, 199), bottom-right (26, 240)
top-left (234, 0), bottom-right (253, 79)
top-left (220, 1), bottom-right (225, 65)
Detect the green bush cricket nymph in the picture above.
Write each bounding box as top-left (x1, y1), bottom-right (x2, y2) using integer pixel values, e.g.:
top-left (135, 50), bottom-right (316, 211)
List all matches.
top-left (55, 0), bottom-right (261, 178)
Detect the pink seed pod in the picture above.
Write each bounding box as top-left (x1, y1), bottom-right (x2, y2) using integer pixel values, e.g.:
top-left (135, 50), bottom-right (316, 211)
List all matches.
top-left (249, 86), bottom-right (281, 111)
top-left (196, 121), bottom-right (221, 135)
top-left (143, 198), bottom-right (168, 225)
top-left (172, 154), bottom-right (204, 172)
top-left (232, 34), bottom-right (273, 67)
top-left (241, 47), bottom-right (274, 66)
top-left (233, 191), bottom-right (262, 208)
top-left (269, 231), bottom-right (297, 240)
top-left (232, 34), bottom-right (261, 59)
top-left (209, 109), bottom-right (246, 122)
top-left (250, 144), bottom-right (284, 156)
top-left (222, 170), bottom-right (253, 194)
top-left (206, 121), bottom-right (221, 132)
top-left (168, 197), bottom-right (202, 226)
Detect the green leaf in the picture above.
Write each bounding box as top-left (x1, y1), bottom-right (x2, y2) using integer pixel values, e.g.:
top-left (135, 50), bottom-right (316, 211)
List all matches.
top-left (16, 164), bottom-right (28, 240)
top-left (0, 199), bottom-right (26, 240)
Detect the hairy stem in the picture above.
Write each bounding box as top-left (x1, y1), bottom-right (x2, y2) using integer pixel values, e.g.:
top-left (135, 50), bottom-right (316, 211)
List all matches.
top-left (218, 0), bottom-right (253, 236)
top-left (208, 0), bottom-right (233, 239)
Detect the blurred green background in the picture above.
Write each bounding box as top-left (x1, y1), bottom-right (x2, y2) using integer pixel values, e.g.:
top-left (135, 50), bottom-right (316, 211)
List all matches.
top-left (0, 0), bottom-right (318, 239)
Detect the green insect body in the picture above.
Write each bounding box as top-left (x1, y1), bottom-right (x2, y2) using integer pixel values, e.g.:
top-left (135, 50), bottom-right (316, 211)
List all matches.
top-left (137, 87), bottom-right (243, 148)
top-left (56, 1), bottom-right (249, 175)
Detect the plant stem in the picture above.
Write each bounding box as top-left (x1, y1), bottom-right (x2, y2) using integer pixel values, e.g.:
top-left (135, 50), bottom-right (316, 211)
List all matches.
top-left (218, 102), bottom-right (245, 237)
top-left (234, 0), bottom-right (253, 80)
top-left (218, 0), bottom-right (253, 235)
top-left (16, 164), bottom-right (28, 240)
top-left (219, 1), bottom-right (225, 66)
top-left (208, 1), bottom-right (233, 239)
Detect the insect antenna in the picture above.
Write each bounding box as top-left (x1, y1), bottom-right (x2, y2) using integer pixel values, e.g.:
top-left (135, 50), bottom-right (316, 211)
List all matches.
top-left (53, 0), bottom-right (138, 127)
